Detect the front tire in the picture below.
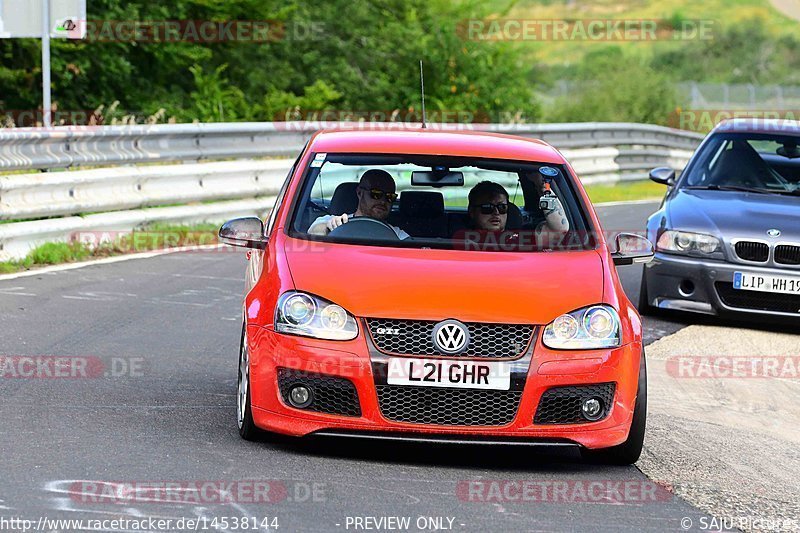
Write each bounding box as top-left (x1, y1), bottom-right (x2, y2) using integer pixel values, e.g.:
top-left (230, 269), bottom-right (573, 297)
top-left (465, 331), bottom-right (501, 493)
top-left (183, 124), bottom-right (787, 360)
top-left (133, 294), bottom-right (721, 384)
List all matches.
top-left (237, 324), bottom-right (259, 440)
top-left (581, 350), bottom-right (647, 465)
top-left (637, 267), bottom-right (657, 316)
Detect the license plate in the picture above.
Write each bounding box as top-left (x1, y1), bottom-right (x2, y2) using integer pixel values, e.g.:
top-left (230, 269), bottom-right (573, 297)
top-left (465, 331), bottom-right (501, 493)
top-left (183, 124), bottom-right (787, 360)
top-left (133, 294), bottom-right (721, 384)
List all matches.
top-left (386, 358), bottom-right (511, 390)
top-left (733, 271), bottom-right (800, 295)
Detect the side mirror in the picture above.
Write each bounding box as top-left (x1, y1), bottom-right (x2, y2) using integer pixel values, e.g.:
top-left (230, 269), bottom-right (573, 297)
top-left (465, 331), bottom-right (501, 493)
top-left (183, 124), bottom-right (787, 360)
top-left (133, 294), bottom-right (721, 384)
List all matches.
top-left (219, 217), bottom-right (267, 249)
top-left (649, 167), bottom-right (676, 186)
top-left (610, 233), bottom-right (654, 266)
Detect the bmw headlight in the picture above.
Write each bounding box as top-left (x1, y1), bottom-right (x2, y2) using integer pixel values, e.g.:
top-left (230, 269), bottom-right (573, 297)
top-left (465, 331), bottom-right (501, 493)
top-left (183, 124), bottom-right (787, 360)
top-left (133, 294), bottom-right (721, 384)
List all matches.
top-left (275, 292), bottom-right (358, 340)
top-left (656, 230), bottom-right (720, 256)
top-left (543, 305), bottom-right (621, 350)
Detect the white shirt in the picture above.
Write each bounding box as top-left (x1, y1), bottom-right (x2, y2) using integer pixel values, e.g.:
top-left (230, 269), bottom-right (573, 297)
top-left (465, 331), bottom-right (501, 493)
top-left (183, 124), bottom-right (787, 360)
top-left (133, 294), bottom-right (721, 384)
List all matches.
top-left (309, 213), bottom-right (410, 240)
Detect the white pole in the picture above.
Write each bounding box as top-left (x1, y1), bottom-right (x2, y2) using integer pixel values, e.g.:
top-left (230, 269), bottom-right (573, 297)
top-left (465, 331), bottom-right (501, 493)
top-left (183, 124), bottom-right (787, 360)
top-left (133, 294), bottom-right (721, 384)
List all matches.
top-left (41, 0), bottom-right (52, 128)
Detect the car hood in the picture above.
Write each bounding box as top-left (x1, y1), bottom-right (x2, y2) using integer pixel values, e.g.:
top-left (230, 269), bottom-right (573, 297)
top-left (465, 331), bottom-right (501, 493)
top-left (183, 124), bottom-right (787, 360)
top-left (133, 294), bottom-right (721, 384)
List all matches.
top-left (283, 239), bottom-right (604, 324)
top-left (669, 189), bottom-right (800, 238)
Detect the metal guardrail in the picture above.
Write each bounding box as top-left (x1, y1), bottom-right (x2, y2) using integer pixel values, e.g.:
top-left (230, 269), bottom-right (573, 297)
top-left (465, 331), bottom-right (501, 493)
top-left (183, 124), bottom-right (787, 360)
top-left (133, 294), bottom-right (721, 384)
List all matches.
top-left (0, 121), bottom-right (703, 170)
top-left (0, 122), bottom-right (703, 261)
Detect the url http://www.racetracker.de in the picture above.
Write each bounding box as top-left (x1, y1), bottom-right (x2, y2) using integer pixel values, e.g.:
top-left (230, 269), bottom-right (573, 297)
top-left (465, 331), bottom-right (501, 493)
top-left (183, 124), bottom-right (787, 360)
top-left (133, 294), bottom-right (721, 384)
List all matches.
top-left (0, 515), bottom-right (281, 532)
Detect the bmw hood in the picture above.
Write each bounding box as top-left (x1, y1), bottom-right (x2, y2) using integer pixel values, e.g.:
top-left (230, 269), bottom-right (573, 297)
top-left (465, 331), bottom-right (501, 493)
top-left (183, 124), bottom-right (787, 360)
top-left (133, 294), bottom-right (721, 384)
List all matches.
top-left (283, 239), bottom-right (604, 324)
top-left (668, 189), bottom-right (800, 239)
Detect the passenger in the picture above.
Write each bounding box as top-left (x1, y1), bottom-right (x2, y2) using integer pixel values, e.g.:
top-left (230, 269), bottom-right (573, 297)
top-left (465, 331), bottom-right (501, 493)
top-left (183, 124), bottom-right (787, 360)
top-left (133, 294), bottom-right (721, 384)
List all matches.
top-left (308, 169), bottom-right (410, 239)
top-left (466, 180), bottom-right (569, 235)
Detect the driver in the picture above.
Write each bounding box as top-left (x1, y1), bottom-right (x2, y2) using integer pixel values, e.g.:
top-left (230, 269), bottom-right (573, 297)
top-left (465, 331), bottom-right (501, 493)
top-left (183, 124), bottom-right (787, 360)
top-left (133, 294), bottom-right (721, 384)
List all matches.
top-left (308, 169), bottom-right (410, 239)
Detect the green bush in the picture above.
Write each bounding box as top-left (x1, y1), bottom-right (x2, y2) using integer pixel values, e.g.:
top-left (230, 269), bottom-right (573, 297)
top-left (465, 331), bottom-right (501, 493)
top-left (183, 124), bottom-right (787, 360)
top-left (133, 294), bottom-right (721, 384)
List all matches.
top-left (545, 48), bottom-right (679, 124)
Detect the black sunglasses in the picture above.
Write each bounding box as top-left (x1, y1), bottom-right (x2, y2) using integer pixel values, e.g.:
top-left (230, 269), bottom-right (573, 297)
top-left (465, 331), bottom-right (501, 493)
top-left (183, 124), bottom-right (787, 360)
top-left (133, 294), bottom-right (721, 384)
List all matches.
top-left (359, 187), bottom-right (398, 203)
top-left (474, 202), bottom-right (509, 215)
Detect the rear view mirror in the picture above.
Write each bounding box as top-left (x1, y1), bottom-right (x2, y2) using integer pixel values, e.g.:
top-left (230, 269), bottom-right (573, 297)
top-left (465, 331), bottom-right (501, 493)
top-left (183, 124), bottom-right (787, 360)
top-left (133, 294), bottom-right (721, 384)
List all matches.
top-left (649, 167), bottom-right (676, 186)
top-left (610, 233), bottom-right (654, 266)
top-left (411, 170), bottom-right (464, 187)
top-left (219, 217), bottom-right (268, 249)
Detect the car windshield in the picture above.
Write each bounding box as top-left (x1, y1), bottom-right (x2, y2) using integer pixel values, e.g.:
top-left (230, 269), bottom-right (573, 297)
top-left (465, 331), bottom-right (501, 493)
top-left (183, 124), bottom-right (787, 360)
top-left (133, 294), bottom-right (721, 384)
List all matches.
top-left (289, 153), bottom-right (594, 252)
top-left (680, 132), bottom-right (800, 196)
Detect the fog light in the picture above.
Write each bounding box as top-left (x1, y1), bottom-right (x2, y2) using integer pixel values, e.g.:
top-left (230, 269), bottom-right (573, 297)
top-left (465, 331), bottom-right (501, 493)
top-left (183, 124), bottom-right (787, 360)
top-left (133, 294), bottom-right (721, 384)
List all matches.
top-left (288, 385), bottom-right (313, 408)
top-left (581, 397), bottom-right (604, 421)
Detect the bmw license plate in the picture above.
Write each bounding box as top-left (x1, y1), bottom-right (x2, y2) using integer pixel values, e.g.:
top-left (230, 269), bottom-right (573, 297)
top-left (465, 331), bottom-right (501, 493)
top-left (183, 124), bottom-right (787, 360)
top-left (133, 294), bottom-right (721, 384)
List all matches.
top-left (733, 271), bottom-right (800, 295)
top-left (386, 358), bottom-right (510, 390)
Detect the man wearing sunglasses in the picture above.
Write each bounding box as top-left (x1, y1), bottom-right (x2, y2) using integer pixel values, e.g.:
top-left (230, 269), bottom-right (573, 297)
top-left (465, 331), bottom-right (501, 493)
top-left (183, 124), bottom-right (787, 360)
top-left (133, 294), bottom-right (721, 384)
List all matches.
top-left (467, 181), bottom-right (569, 235)
top-left (308, 169), bottom-right (410, 239)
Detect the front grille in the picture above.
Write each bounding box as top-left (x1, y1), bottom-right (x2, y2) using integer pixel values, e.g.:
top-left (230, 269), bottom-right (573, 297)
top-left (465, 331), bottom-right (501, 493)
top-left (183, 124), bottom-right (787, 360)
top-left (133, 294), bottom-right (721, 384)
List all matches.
top-left (715, 282), bottom-right (800, 314)
top-left (376, 385), bottom-right (522, 426)
top-left (775, 245), bottom-right (800, 265)
top-left (367, 319), bottom-right (533, 359)
top-left (734, 241), bottom-right (769, 262)
top-left (534, 383), bottom-right (616, 425)
top-left (277, 369), bottom-right (361, 417)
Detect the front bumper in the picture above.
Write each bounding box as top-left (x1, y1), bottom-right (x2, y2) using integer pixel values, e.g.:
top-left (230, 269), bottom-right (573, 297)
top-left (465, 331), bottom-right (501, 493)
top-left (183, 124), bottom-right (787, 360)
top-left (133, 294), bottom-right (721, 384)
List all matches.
top-left (246, 324), bottom-right (642, 450)
top-left (643, 252), bottom-right (800, 319)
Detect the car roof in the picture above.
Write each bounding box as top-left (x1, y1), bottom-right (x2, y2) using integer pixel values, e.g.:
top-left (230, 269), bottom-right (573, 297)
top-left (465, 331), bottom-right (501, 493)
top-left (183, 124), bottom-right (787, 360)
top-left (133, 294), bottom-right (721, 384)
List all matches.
top-left (712, 118), bottom-right (800, 136)
top-left (307, 128), bottom-right (566, 164)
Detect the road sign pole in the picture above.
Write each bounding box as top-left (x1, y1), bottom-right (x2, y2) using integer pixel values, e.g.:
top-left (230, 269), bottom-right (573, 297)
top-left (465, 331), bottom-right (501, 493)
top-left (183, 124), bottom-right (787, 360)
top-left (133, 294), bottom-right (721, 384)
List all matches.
top-left (41, 0), bottom-right (52, 128)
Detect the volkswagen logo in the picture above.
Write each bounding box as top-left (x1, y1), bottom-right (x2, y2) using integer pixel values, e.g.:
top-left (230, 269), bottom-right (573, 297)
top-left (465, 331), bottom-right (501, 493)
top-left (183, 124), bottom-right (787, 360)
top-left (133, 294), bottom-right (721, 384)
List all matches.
top-left (767, 229), bottom-right (781, 238)
top-left (432, 319), bottom-right (470, 354)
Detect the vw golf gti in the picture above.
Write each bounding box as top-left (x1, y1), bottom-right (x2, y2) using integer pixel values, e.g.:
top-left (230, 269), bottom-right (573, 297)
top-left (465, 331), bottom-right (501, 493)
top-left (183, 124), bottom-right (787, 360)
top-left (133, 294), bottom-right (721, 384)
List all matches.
top-left (219, 128), bottom-right (654, 464)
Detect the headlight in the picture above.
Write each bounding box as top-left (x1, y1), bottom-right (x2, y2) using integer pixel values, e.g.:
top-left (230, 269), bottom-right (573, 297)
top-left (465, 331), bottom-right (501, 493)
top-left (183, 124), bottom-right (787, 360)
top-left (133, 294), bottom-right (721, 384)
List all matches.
top-left (543, 305), bottom-right (621, 350)
top-left (275, 292), bottom-right (358, 340)
top-left (657, 230), bottom-right (720, 255)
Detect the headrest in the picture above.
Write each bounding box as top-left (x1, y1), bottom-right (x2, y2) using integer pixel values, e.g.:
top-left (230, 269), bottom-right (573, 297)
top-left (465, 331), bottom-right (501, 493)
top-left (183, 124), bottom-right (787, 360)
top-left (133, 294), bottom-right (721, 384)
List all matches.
top-left (506, 202), bottom-right (523, 230)
top-left (399, 191), bottom-right (445, 218)
top-left (329, 182), bottom-right (359, 215)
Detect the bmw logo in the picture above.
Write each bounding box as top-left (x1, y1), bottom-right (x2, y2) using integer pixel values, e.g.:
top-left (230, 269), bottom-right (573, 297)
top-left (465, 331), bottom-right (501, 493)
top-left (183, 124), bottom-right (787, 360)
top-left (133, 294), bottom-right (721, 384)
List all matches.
top-left (767, 229), bottom-right (781, 238)
top-left (432, 319), bottom-right (470, 354)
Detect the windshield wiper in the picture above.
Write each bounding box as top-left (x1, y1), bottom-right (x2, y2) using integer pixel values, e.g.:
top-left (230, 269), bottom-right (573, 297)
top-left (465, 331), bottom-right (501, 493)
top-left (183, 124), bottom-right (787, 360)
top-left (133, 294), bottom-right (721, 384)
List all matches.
top-left (684, 185), bottom-right (771, 194)
top-left (771, 188), bottom-right (800, 196)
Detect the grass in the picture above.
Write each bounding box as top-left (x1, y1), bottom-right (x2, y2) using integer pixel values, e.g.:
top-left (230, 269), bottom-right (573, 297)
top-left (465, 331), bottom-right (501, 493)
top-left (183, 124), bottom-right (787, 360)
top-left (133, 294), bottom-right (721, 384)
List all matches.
top-left (584, 179), bottom-right (665, 203)
top-left (0, 223), bottom-right (221, 275)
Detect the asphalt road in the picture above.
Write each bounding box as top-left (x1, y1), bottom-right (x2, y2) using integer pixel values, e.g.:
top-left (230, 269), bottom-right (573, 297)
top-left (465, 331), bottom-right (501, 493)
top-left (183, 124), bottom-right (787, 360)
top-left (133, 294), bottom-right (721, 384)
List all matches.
top-left (0, 202), bottom-right (711, 533)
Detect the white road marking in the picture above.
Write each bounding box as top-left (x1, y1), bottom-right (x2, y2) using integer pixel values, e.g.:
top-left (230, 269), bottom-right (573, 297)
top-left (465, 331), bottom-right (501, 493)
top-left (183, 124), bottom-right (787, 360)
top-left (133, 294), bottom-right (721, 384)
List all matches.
top-left (0, 245), bottom-right (225, 282)
top-left (0, 287), bottom-right (37, 296)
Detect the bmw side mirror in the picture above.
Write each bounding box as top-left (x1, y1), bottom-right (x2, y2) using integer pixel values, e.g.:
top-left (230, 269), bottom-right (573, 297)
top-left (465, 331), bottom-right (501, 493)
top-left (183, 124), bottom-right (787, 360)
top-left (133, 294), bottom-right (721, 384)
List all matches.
top-left (649, 167), bottom-right (676, 186)
top-left (219, 217), bottom-right (268, 249)
top-left (610, 233), bottom-right (654, 266)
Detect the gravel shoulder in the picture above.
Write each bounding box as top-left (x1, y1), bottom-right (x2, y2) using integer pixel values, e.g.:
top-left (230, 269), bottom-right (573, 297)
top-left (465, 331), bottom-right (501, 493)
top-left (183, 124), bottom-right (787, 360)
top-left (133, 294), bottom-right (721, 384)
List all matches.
top-left (638, 325), bottom-right (800, 532)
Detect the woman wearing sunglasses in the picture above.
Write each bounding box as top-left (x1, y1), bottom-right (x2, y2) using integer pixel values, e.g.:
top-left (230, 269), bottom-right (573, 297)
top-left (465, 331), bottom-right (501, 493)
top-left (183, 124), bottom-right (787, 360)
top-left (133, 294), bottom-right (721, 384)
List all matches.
top-left (308, 169), bottom-right (410, 239)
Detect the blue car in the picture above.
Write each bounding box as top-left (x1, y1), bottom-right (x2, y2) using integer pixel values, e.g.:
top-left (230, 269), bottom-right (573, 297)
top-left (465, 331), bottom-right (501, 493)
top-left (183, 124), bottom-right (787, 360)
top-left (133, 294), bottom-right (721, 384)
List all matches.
top-left (641, 119), bottom-right (800, 322)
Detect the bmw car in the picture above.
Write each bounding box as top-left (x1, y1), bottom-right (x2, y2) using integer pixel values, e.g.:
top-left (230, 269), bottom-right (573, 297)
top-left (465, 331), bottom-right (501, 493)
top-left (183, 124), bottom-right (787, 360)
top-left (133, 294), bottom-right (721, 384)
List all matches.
top-left (642, 119), bottom-right (800, 322)
top-left (219, 128), bottom-right (654, 464)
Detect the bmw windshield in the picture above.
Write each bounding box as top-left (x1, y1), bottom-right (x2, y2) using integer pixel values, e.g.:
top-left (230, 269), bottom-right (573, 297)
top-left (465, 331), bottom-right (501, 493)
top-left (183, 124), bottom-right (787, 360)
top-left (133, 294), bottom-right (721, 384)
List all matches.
top-left (680, 132), bottom-right (800, 196)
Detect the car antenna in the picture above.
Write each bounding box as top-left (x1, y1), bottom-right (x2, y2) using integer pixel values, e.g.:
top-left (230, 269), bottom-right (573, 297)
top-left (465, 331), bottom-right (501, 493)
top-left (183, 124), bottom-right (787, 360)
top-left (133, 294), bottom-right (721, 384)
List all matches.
top-left (419, 60), bottom-right (427, 129)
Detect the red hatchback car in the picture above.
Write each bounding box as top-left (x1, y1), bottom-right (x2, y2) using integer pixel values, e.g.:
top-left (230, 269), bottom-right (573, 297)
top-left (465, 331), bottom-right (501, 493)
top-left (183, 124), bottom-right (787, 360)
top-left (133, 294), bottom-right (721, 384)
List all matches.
top-left (219, 128), bottom-right (654, 464)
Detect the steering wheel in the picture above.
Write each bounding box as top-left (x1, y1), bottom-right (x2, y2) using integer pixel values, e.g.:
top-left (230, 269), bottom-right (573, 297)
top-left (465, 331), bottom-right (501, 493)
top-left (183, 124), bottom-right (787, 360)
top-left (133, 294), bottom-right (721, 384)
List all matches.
top-left (328, 216), bottom-right (400, 240)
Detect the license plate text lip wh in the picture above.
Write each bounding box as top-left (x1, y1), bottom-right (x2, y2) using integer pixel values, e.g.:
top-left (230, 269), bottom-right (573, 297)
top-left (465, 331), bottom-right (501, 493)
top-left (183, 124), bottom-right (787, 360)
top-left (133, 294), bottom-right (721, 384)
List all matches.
top-left (733, 271), bottom-right (800, 295)
top-left (386, 357), bottom-right (512, 391)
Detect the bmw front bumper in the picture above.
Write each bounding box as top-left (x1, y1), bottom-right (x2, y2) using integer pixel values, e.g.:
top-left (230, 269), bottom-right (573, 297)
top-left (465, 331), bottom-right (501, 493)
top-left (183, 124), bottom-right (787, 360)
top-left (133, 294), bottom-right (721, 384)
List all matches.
top-left (643, 252), bottom-right (800, 320)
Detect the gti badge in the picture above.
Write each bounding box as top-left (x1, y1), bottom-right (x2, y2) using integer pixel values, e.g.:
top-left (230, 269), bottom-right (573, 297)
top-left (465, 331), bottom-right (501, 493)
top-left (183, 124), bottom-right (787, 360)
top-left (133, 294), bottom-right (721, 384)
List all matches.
top-left (432, 319), bottom-right (470, 354)
top-left (376, 327), bottom-right (401, 335)
top-left (767, 229), bottom-right (781, 238)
